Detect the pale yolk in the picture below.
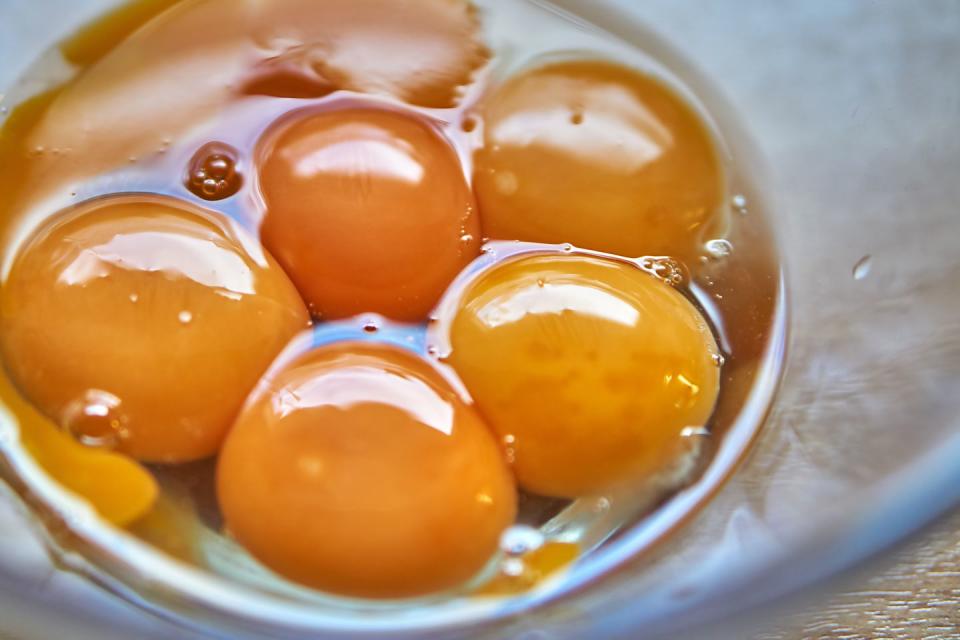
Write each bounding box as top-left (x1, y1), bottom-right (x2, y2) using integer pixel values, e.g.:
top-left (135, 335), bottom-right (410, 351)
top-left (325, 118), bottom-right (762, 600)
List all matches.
top-left (0, 197), bottom-right (309, 463)
top-left (7, 0), bottom-right (487, 235)
top-left (447, 254), bottom-right (720, 498)
top-left (258, 108), bottom-right (480, 321)
top-left (217, 342), bottom-right (516, 598)
top-left (473, 60), bottom-right (724, 260)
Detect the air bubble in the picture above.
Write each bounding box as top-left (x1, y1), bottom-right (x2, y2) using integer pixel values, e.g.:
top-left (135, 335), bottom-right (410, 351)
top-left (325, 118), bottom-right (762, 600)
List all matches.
top-left (178, 310), bottom-right (193, 324)
top-left (680, 426), bottom-right (710, 438)
top-left (500, 525), bottom-right (545, 556)
top-left (461, 116), bottom-right (478, 133)
top-left (561, 243), bottom-right (573, 253)
top-left (362, 321), bottom-right (379, 334)
top-left (731, 194), bottom-right (748, 214)
top-left (460, 234), bottom-right (474, 244)
top-left (705, 238), bottom-right (733, 259)
top-left (711, 353), bottom-right (725, 367)
top-left (501, 557), bottom-right (526, 577)
top-left (186, 142), bottom-right (242, 201)
top-left (61, 390), bottom-right (128, 449)
top-left (570, 111), bottom-right (584, 125)
top-left (853, 255), bottom-right (872, 280)
top-left (592, 497), bottom-right (611, 513)
top-left (129, 293), bottom-right (139, 303)
top-left (536, 279), bottom-right (545, 288)
top-left (638, 256), bottom-right (686, 285)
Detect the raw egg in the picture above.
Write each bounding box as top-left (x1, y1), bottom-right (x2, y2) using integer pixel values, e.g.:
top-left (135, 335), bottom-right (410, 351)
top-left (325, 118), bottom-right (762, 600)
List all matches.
top-left (473, 60), bottom-right (724, 259)
top-left (446, 254), bottom-right (720, 498)
top-left (0, 196), bottom-right (309, 462)
top-left (11, 0), bottom-right (487, 229)
top-left (258, 108), bottom-right (480, 321)
top-left (217, 342), bottom-right (516, 598)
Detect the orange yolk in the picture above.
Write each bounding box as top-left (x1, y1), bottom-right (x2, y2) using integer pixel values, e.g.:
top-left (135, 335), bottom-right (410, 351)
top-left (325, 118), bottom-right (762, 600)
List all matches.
top-left (473, 60), bottom-right (724, 259)
top-left (0, 196), bottom-right (309, 463)
top-left (11, 0), bottom-right (487, 231)
top-left (217, 342), bottom-right (516, 598)
top-left (447, 254), bottom-right (720, 498)
top-left (0, 366), bottom-right (158, 526)
top-left (258, 108), bottom-right (480, 321)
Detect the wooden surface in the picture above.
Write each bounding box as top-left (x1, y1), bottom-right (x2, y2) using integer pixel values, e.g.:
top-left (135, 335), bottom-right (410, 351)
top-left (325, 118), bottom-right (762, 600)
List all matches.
top-left (752, 509), bottom-right (960, 639)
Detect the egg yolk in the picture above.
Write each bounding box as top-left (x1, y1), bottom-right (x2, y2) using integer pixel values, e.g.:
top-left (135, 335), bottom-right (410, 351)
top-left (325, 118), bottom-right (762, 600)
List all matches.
top-left (217, 342), bottom-right (516, 598)
top-left (0, 196), bottom-right (309, 463)
top-left (258, 108), bottom-right (480, 321)
top-left (473, 60), bottom-right (724, 259)
top-left (446, 254), bottom-right (720, 498)
top-left (0, 366), bottom-right (158, 526)
top-left (12, 0), bottom-right (487, 233)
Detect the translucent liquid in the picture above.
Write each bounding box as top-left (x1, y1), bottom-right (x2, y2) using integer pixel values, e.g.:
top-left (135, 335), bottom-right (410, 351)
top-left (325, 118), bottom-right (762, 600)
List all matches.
top-left (0, 0), bottom-right (784, 620)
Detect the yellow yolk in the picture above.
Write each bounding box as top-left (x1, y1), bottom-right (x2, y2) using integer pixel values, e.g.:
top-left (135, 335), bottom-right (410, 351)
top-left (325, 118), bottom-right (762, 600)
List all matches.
top-left (0, 367), bottom-right (157, 527)
top-left (0, 196), bottom-right (309, 463)
top-left (447, 254), bottom-right (720, 498)
top-left (217, 342), bottom-right (516, 598)
top-left (473, 60), bottom-right (724, 259)
top-left (258, 108), bottom-right (480, 321)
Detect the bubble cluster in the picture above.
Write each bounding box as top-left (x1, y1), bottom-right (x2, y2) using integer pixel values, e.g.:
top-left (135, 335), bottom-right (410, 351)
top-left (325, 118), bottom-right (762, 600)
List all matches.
top-left (638, 256), bottom-right (687, 286)
top-left (185, 142), bottom-right (242, 201)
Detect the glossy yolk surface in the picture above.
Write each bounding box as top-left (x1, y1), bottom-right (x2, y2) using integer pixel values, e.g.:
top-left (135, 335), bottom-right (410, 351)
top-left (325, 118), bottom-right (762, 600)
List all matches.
top-left (258, 108), bottom-right (480, 321)
top-left (217, 342), bottom-right (516, 598)
top-left (0, 197), bottom-right (309, 463)
top-left (473, 60), bottom-right (724, 260)
top-left (3, 0), bottom-right (486, 233)
top-left (447, 254), bottom-right (720, 498)
top-left (0, 367), bottom-right (157, 526)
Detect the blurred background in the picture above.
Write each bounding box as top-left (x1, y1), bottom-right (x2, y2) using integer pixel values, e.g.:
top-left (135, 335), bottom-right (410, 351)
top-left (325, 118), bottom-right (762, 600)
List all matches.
top-left (0, 0), bottom-right (958, 638)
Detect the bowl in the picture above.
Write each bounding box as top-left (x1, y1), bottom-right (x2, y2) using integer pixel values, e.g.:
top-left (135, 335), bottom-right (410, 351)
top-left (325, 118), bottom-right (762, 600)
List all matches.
top-left (0, 1), bottom-right (958, 638)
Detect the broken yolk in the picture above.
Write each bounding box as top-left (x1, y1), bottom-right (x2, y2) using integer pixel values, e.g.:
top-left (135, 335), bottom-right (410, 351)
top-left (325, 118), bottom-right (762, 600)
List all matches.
top-left (217, 342), bottom-right (516, 598)
top-left (258, 108), bottom-right (480, 322)
top-left (473, 59), bottom-right (724, 260)
top-left (0, 196), bottom-right (309, 463)
top-left (0, 367), bottom-right (157, 527)
top-left (447, 254), bottom-right (720, 498)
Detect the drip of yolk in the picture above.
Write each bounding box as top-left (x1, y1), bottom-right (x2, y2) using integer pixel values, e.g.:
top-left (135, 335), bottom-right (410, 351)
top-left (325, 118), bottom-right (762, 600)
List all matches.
top-left (0, 196), bottom-right (309, 463)
top-left (0, 368), bottom-right (157, 527)
top-left (447, 254), bottom-right (721, 498)
top-left (217, 342), bottom-right (516, 598)
top-left (258, 108), bottom-right (480, 321)
top-left (473, 59), bottom-right (724, 260)
top-left (476, 542), bottom-right (579, 596)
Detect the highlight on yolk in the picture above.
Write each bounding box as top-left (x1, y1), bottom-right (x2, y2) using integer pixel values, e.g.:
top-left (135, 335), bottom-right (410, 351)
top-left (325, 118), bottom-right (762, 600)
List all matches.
top-left (258, 108), bottom-right (480, 322)
top-left (446, 254), bottom-right (721, 498)
top-left (473, 60), bottom-right (724, 260)
top-left (217, 342), bottom-right (516, 598)
top-left (0, 196), bottom-right (309, 463)
top-left (17, 0), bottom-right (488, 225)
